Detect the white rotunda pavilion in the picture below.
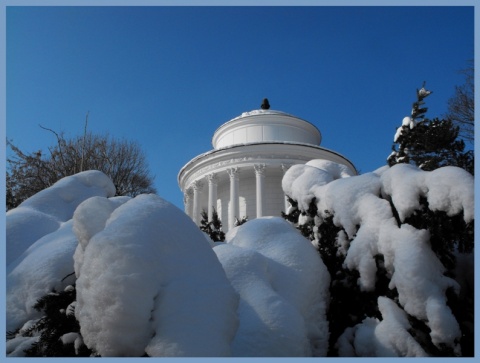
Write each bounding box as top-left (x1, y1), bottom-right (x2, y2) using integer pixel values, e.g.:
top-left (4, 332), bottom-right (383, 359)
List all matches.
top-left (178, 104), bottom-right (357, 232)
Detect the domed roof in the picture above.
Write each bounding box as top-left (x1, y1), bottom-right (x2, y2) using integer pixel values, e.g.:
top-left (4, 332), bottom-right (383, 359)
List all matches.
top-left (212, 109), bottom-right (322, 149)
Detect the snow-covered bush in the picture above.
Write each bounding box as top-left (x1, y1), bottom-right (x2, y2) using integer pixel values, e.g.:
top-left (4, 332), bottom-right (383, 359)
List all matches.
top-left (73, 193), bottom-right (238, 357)
top-left (282, 159), bottom-right (474, 357)
top-left (6, 171), bottom-right (331, 357)
top-left (6, 171), bottom-right (116, 334)
top-left (6, 164), bottom-right (474, 357)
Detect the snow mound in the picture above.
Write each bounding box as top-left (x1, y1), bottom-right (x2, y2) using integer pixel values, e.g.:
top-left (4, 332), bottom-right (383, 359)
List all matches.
top-left (73, 194), bottom-right (238, 357)
top-left (6, 171), bottom-right (116, 332)
top-left (215, 217), bottom-right (330, 356)
top-left (6, 170), bottom-right (115, 265)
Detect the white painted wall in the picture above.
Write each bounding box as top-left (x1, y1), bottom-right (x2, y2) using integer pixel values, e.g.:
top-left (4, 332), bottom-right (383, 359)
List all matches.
top-left (212, 110), bottom-right (321, 149)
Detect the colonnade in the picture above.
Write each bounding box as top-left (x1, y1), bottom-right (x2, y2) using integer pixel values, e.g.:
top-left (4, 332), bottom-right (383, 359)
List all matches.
top-left (184, 164), bottom-right (291, 230)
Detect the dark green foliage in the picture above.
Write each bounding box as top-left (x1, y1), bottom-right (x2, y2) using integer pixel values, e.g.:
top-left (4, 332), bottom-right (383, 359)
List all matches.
top-left (403, 197), bottom-right (474, 357)
top-left (234, 216), bottom-right (249, 227)
top-left (404, 197), bottom-right (474, 271)
top-left (327, 259), bottom-right (400, 356)
top-left (281, 196), bottom-right (301, 224)
top-left (314, 215), bottom-right (399, 356)
top-left (316, 211), bottom-right (341, 273)
top-left (199, 208), bottom-right (225, 242)
top-left (20, 285), bottom-right (93, 357)
top-left (445, 284), bottom-right (474, 357)
top-left (298, 199), bottom-right (318, 241)
top-left (389, 118), bottom-right (473, 174)
top-left (410, 119), bottom-right (468, 172)
top-left (406, 309), bottom-right (461, 357)
top-left (282, 197), bottom-right (316, 241)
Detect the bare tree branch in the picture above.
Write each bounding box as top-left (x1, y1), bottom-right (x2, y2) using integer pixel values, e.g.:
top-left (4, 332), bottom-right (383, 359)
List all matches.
top-left (6, 130), bottom-right (156, 209)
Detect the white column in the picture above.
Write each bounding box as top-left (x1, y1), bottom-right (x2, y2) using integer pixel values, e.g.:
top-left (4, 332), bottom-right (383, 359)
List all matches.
top-left (206, 173), bottom-right (218, 221)
top-left (184, 188), bottom-right (193, 217)
top-left (254, 164), bottom-right (266, 218)
top-left (191, 180), bottom-right (203, 225)
top-left (227, 167), bottom-right (240, 230)
top-left (282, 164), bottom-right (291, 213)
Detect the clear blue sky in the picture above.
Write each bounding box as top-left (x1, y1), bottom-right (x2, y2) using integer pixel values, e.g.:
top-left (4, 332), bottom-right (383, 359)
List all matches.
top-left (6, 3), bottom-right (474, 210)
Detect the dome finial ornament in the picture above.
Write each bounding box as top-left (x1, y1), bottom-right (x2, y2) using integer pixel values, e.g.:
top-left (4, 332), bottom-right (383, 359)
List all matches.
top-left (260, 98), bottom-right (270, 110)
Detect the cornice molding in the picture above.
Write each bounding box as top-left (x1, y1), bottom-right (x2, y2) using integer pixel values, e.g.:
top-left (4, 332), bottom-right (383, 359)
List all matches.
top-left (182, 155), bottom-right (297, 190)
top-left (178, 142), bottom-right (357, 190)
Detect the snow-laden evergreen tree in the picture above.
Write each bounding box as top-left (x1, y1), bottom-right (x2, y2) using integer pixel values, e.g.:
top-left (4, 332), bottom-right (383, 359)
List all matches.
top-left (199, 208), bottom-right (225, 242)
top-left (283, 84), bottom-right (475, 356)
top-left (282, 161), bottom-right (474, 357)
top-left (387, 82), bottom-right (473, 174)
